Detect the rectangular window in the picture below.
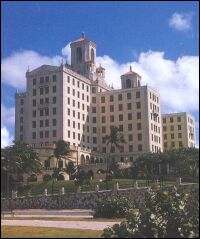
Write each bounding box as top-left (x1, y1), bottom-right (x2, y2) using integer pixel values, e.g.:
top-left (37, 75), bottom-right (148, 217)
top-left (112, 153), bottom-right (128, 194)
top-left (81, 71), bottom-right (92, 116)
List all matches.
top-left (45, 87), bottom-right (49, 94)
top-left (40, 77), bottom-right (44, 84)
top-left (73, 78), bottom-right (75, 85)
top-left (136, 102), bottom-right (141, 109)
top-left (170, 117), bottom-right (174, 123)
top-left (110, 95), bottom-right (114, 102)
top-left (52, 119), bottom-right (56, 126)
top-left (92, 87), bottom-right (96, 93)
top-left (127, 103), bottom-right (132, 110)
top-left (119, 125), bottom-right (123, 131)
top-left (128, 134), bottom-right (133, 141)
top-left (101, 96), bottom-right (105, 103)
top-left (127, 92), bottom-right (131, 99)
top-left (40, 120), bottom-right (43, 127)
top-left (138, 144), bottom-right (142, 151)
top-left (128, 124), bottom-right (132, 130)
top-left (102, 126), bottom-right (106, 133)
top-left (32, 132), bottom-right (36, 139)
top-left (73, 132), bottom-right (75, 139)
top-left (82, 83), bottom-right (85, 90)
top-left (177, 116), bottom-right (181, 122)
top-left (93, 137), bottom-right (97, 144)
top-left (163, 126), bottom-right (167, 131)
top-left (20, 108), bottom-right (23, 114)
top-left (101, 106), bottom-right (105, 113)
top-left (73, 100), bottom-right (75, 107)
top-left (178, 125), bottom-right (181, 130)
top-left (138, 134), bottom-right (142, 141)
top-left (45, 119), bottom-right (49, 127)
top-left (119, 104), bottom-right (123, 111)
top-left (45, 76), bottom-right (49, 83)
top-left (179, 141), bottom-right (183, 147)
top-left (171, 142), bottom-right (175, 147)
top-left (45, 98), bottom-right (49, 104)
top-left (102, 116), bottom-right (106, 123)
top-left (78, 133), bottom-right (80, 140)
top-left (73, 121), bottom-right (75, 128)
top-left (53, 86), bottom-right (56, 93)
top-left (136, 91), bottom-right (140, 98)
top-left (118, 94), bottom-right (122, 101)
top-left (163, 118), bottom-right (166, 124)
top-left (93, 127), bottom-right (97, 134)
top-left (20, 99), bottom-right (24, 105)
top-left (77, 91), bottom-right (80, 98)
top-left (53, 75), bottom-right (56, 82)
top-left (68, 131), bottom-right (70, 138)
top-left (68, 119), bottom-right (70, 127)
top-left (33, 89), bottom-right (36, 96)
top-left (40, 131), bottom-right (43, 139)
top-left (45, 108), bottom-right (49, 116)
top-left (77, 81), bottom-right (80, 88)
top-left (164, 134), bottom-right (167, 140)
top-left (67, 87), bottom-right (70, 94)
top-left (129, 145), bottom-right (133, 152)
top-left (137, 112), bottom-right (141, 119)
top-left (137, 123), bottom-right (141, 130)
top-left (20, 126), bottom-right (23, 131)
top-left (164, 142), bottom-right (168, 148)
top-left (73, 89), bottom-right (75, 96)
top-left (119, 114), bottom-right (123, 121)
top-left (170, 125), bottom-right (174, 131)
top-left (128, 113), bottom-right (132, 120)
top-left (32, 121), bottom-right (36, 128)
top-left (82, 104), bottom-right (85, 110)
top-left (40, 109), bottom-right (43, 116)
top-left (45, 131), bottom-right (49, 138)
top-left (73, 111), bottom-right (75, 117)
top-left (110, 105), bottom-right (114, 112)
top-left (53, 97), bottom-right (56, 104)
top-left (93, 117), bottom-right (96, 123)
top-left (53, 108), bottom-right (56, 115)
top-left (92, 97), bottom-right (96, 103)
top-left (92, 107), bottom-right (96, 113)
top-left (32, 99), bottom-right (36, 107)
top-left (32, 110), bottom-right (36, 117)
top-left (110, 115), bottom-right (114, 122)
top-left (33, 78), bottom-right (36, 85)
top-left (53, 130), bottom-right (56, 137)
top-left (178, 133), bottom-right (182, 138)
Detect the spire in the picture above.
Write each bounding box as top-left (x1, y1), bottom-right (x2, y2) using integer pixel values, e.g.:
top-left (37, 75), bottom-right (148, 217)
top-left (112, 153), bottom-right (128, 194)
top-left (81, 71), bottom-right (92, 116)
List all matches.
top-left (130, 65), bottom-right (132, 72)
top-left (81, 31), bottom-right (85, 38)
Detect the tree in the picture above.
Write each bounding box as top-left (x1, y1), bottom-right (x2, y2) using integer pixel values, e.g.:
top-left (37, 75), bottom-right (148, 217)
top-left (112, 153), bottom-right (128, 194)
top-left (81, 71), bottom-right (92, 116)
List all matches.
top-left (105, 126), bottom-right (126, 169)
top-left (1, 142), bottom-right (42, 194)
top-left (102, 186), bottom-right (199, 238)
top-left (65, 161), bottom-right (76, 179)
top-left (50, 140), bottom-right (72, 193)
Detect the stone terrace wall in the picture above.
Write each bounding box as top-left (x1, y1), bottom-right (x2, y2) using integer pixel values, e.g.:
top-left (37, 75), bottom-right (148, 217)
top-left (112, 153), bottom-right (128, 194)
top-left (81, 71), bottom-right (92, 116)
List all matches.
top-left (1, 184), bottom-right (197, 210)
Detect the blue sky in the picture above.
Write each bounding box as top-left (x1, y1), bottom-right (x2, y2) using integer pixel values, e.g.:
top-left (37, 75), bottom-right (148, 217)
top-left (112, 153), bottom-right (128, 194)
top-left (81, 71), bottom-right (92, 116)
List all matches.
top-left (1, 1), bottom-right (199, 147)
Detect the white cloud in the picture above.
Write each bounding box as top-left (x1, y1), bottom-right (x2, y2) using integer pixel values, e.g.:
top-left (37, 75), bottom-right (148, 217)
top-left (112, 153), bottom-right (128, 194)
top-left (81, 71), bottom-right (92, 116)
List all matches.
top-left (1, 104), bottom-right (15, 127)
top-left (1, 50), bottom-right (63, 89)
top-left (61, 42), bottom-right (71, 64)
top-left (1, 127), bottom-right (14, 148)
top-left (1, 42), bottom-right (199, 119)
top-left (97, 51), bottom-right (199, 113)
top-left (169, 12), bottom-right (193, 32)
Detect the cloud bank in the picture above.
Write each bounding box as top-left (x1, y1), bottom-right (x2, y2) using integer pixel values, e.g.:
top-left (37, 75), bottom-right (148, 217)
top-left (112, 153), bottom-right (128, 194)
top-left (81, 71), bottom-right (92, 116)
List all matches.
top-left (1, 42), bottom-right (199, 146)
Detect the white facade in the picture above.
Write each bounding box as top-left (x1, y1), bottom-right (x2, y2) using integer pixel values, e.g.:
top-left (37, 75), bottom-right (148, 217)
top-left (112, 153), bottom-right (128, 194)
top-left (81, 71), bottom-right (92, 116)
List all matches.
top-left (15, 34), bottom-right (172, 172)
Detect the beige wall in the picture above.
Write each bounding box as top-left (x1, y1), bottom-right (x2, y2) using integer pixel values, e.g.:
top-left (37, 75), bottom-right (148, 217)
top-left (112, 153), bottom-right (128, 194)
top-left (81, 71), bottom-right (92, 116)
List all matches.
top-left (162, 112), bottom-right (195, 150)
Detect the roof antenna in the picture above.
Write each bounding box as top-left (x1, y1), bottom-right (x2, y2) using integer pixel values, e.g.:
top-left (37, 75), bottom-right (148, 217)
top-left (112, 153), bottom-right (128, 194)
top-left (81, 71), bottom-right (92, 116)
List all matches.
top-left (130, 65), bottom-right (132, 72)
top-left (27, 66), bottom-right (29, 72)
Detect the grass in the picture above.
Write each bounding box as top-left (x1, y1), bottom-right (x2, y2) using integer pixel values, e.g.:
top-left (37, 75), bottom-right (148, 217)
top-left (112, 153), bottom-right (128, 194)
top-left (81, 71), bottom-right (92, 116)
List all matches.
top-left (16, 179), bottom-right (176, 197)
top-left (1, 226), bottom-right (103, 238)
top-left (2, 217), bottom-right (124, 222)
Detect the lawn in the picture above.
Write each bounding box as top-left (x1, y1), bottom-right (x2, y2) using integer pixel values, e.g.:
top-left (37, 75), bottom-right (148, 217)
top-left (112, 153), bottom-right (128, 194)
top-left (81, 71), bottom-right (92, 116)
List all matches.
top-left (1, 226), bottom-right (103, 238)
top-left (16, 178), bottom-right (175, 196)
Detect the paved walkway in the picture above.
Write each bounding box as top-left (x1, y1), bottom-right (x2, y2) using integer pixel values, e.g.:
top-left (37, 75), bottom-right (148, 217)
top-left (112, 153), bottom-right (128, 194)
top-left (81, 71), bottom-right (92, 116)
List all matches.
top-left (12, 209), bottom-right (93, 218)
top-left (1, 219), bottom-right (119, 231)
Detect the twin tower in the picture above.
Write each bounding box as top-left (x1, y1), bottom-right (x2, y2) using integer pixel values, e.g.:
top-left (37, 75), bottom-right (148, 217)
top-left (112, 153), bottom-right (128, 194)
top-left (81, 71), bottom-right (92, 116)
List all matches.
top-left (70, 33), bottom-right (141, 89)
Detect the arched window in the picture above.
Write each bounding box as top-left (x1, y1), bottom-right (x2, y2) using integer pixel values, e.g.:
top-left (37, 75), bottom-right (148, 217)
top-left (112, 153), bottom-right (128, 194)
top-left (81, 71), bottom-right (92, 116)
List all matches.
top-left (86, 156), bottom-right (90, 164)
top-left (81, 155), bottom-right (85, 165)
top-left (91, 48), bottom-right (95, 63)
top-left (76, 47), bottom-right (82, 63)
top-left (100, 158), bottom-right (103, 163)
top-left (126, 79), bottom-right (131, 88)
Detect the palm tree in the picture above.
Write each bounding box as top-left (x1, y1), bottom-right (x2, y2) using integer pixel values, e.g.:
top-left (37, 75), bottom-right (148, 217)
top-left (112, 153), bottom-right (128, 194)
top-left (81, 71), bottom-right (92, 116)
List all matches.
top-left (104, 126), bottom-right (126, 171)
top-left (49, 140), bottom-right (72, 193)
top-left (1, 142), bottom-right (42, 197)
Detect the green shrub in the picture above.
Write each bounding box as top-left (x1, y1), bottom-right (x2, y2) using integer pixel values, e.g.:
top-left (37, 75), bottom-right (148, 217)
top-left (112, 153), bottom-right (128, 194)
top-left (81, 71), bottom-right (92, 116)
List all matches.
top-left (93, 195), bottom-right (133, 218)
top-left (102, 186), bottom-right (199, 238)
